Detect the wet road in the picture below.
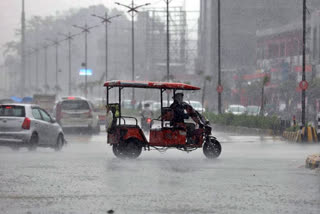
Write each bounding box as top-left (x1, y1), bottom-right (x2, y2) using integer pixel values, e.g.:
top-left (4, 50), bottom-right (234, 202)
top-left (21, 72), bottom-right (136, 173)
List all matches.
top-left (0, 128), bottom-right (319, 214)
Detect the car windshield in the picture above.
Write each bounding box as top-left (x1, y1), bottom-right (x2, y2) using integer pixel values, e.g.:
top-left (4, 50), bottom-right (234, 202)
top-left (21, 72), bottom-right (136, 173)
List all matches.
top-left (61, 100), bottom-right (89, 110)
top-left (229, 106), bottom-right (246, 112)
top-left (0, 105), bottom-right (25, 117)
top-left (190, 101), bottom-right (202, 109)
top-left (247, 106), bottom-right (260, 113)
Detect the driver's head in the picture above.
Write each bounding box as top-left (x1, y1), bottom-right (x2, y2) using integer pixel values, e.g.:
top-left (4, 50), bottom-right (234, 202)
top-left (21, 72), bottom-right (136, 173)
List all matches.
top-left (173, 93), bottom-right (184, 104)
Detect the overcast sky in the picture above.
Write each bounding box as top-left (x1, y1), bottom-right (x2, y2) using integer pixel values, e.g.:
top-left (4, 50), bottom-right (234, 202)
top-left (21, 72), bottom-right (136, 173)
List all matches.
top-left (0, 0), bottom-right (199, 64)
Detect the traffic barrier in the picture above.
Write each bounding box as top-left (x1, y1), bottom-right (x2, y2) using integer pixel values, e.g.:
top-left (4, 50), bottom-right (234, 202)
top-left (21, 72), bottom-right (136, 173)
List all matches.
top-left (282, 127), bottom-right (319, 143)
top-left (300, 127), bottom-right (319, 143)
top-left (282, 130), bottom-right (300, 142)
top-left (305, 154), bottom-right (320, 169)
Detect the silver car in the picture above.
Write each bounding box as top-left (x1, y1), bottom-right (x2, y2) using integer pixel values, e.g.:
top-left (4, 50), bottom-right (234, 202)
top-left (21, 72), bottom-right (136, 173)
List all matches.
top-left (0, 104), bottom-right (65, 151)
top-left (54, 97), bottom-right (100, 134)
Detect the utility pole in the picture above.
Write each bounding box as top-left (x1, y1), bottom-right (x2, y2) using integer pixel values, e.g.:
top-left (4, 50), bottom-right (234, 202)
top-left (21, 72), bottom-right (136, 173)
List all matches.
top-left (59, 32), bottom-right (79, 95)
top-left (92, 12), bottom-right (121, 82)
top-left (165, 0), bottom-right (170, 83)
top-left (217, 0), bottom-right (222, 114)
top-left (21, 0), bottom-right (26, 96)
top-left (302, 0), bottom-right (306, 126)
top-left (164, 0), bottom-right (171, 105)
top-left (115, 0), bottom-right (150, 103)
top-left (42, 44), bottom-right (49, 93)
top-left (32, 47), bottom-right (39, 91)
top-left (46, 38), bottom-right (60, 94)
top-left (73, 24), bottom-right (99, 98)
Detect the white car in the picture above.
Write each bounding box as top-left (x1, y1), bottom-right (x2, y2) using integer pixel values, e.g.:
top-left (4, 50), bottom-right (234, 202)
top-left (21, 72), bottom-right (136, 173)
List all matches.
top-left (225, 105), bottom-right (246, 115)
top-left (0, 104), bottom-right (65, 151)
top-left (54, 96), bottom-right (100, 133)
top-left (187, 100), bottom-right (205, 113)
top-left (246, 105), bottom-right (261, 116)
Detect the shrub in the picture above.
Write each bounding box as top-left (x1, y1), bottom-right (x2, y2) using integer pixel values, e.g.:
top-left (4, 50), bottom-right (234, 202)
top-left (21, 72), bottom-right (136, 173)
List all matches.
top-left (204, 112), bottom-right (281, 130)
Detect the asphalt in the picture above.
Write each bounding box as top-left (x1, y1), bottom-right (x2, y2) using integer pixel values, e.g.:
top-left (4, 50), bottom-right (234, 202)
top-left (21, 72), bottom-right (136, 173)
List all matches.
top-left (0, 129), bottom-right (319, 214)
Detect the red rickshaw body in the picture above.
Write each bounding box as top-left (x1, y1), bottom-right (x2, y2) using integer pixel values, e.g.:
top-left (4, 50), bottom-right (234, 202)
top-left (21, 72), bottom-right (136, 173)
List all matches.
top-left (149, 128), bottom-right (186, 146)
top-left (104, 80), bottom-right (211, 152)
top-left (108, 125), bottom-right (147, 145)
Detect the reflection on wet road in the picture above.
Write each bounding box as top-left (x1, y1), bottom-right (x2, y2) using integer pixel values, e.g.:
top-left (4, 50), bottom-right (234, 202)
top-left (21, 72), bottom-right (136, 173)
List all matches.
top-left (0, 129), bottom-right (319, 214)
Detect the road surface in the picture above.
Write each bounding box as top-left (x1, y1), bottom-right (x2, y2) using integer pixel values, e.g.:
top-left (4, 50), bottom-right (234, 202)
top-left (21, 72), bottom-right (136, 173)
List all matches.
top-left (0, 128), bottom-right (319, 214)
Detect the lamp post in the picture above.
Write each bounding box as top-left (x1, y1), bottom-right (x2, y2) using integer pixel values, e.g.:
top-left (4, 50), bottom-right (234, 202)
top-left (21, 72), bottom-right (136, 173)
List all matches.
top-left (32, 46), bottom-right (39, 91)
top-left (59, 32), bottom-right (79, 95)
top-left (73, 24), bottom-right (99, 98)
top-left (115, 0), bottom-right (150, 103)
top-left (301, 0), bottom-right (306, 126)
top-left (46, 38), bottom-right (60, 94)
top-left (217, 0), bottom-right (222, 114)
top-left (20, 0), bottom-right (26, 96)
top-left (92, 13), bottom-right (121, 82)
top-left (42, 44), bottom-right (49, 93)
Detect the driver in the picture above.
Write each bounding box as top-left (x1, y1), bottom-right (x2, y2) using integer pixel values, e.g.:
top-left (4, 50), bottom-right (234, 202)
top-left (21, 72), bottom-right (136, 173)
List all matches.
top-left (170, 93), bottom-right (204, 144)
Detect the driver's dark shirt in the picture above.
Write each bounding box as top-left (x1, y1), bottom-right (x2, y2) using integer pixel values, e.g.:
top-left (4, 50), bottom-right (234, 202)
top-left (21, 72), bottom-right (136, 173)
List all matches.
top-left (170, 101), bottom-right (188, 124)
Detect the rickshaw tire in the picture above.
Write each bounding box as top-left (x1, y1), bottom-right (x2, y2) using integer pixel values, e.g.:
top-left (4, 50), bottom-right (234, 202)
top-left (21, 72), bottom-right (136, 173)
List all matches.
top-left (125, 138), bottom-right (142, 159)
top-left (203, 138), bottom-right (222, 159)
top-left (112, 144), bottom-right (126, 159)
top-left (112, 139), bottom-right (142, 159)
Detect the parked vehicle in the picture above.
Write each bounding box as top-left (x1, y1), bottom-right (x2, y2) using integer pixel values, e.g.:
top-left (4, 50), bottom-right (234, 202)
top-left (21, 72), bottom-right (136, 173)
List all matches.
top-left (0, 104), bottom-right (65, 151)
top-left (121, 99), bottom-right (139, 110)
top-left (0, 98), bottom-right (15, 104)
top-left (225, 105), bottom-right (246, 115)
top-left (54, 96), bottom-right (100, 134)
top-left (246, 105), bottom-right (261, 116)
top-left (187, 100), bottom-right (205, 113)
top-left (91, 98), bottom-right (107, 125)
top-left (33, 94), bottom-right (56, 114)
top-left (104, 80), bottom-right (222, 159)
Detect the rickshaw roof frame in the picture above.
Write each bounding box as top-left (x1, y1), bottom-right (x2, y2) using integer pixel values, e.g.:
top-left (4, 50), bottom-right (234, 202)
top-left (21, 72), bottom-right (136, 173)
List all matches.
top-left (104, 80), bottom-right (201, 91)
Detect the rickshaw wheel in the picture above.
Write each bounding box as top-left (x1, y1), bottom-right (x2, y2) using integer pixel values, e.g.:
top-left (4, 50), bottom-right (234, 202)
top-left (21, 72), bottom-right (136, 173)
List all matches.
top-left (124, 139), bottom-right (142, 159)
top-left (112, 144), bottom-right (126, 158)
top-left (112, 139), bottom-right (142, 159)
top-left (203, 139), bottom-right (221, 159)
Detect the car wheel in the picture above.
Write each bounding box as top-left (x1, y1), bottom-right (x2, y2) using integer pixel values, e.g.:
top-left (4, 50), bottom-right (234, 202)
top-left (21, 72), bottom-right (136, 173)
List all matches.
top-left (203, 139), bottom-right (221, 159)
top-left (54, 134), bottom-right (64, 151)
top-left (28, 133), bottom-right (38, 151)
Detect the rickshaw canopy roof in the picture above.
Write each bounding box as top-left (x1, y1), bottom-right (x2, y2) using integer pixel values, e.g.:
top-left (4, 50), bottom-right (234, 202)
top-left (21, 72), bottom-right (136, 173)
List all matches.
top-left (104, 80), bottom-right (200, 90)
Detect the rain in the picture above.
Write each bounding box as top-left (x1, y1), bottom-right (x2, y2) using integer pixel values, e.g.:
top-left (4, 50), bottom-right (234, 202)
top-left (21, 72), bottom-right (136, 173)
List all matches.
top-left (0, 0), bottom-right (320, 213)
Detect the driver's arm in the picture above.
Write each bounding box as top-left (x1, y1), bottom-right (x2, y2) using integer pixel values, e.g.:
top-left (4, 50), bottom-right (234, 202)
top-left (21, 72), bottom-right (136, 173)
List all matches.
top-left (184, 103), bottom-right (201, 125)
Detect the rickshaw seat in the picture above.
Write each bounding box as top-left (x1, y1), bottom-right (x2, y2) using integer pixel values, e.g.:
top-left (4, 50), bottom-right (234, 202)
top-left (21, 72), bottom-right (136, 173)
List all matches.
top-left (161, 107), bottom-right (174, 121)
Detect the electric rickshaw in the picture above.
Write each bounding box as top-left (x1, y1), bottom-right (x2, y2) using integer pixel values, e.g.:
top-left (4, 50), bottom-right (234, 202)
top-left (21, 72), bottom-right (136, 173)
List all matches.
top-left (104, 80), bottom-right (222, 159)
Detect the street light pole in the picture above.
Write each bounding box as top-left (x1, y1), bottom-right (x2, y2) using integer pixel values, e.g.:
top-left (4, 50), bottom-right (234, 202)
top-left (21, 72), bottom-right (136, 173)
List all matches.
top-left (59, 32), bottom-right (79, 95)
top-left (46, 38), bottom-right (60, 94)
top-left (73, 24), bottom-right (99, 98)
top-left (33, 47), bottom-right (39, 91)
top-left (115, 0), bottom-right (150, 103)
top-left (92, 13), bottom-right (121, 82)
top-left (217, 0), bottom-right (222, 114)
top-left (165, 0), bottom-right (170, 83)
top-left (21, 0), bottom-right (26, 97)
top-left (42, 44), bottom-right (48, 93)
top-left (302, 0), bottom-right (306, 126)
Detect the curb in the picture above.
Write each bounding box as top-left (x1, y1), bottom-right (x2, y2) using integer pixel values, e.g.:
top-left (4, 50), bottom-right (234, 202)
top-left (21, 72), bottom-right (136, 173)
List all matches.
top-left (306, 154), bottom-right (320, 169)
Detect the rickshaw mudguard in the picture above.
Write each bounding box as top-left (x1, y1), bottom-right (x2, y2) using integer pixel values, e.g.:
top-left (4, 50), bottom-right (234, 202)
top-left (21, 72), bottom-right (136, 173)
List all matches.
top-left (107, 125), bottom-right (147, 145)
